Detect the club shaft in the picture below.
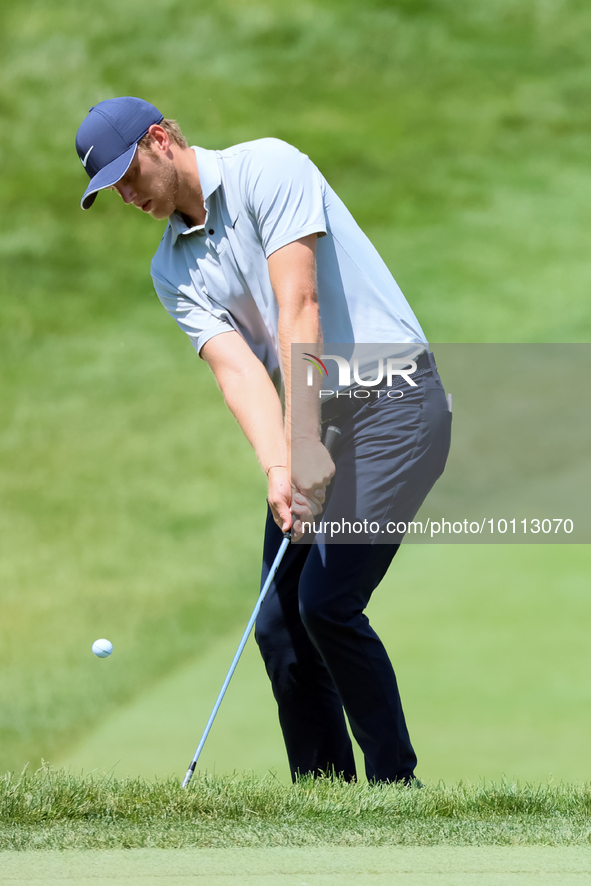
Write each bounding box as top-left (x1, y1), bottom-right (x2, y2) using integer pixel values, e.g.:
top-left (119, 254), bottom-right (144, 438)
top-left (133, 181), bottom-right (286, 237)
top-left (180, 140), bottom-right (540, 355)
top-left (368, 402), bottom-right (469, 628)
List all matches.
top-left (181, 425), bottom-right (341, 789)
top-left (182, 535), bottom-right (290, 788)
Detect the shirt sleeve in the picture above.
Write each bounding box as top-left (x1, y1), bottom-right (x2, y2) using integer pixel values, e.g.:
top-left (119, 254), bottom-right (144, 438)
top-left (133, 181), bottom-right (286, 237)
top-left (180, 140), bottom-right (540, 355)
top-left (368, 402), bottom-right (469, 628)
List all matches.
top-left (151, 267), bottom-right (235, 355)
top-left (242, 139), bottom-right (328, 258)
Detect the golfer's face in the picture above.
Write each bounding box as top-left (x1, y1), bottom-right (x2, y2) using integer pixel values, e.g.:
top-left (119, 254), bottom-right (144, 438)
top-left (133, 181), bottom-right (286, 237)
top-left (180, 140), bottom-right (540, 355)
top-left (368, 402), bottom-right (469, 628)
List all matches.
top-left (112, 148), bottom-right (176, 220)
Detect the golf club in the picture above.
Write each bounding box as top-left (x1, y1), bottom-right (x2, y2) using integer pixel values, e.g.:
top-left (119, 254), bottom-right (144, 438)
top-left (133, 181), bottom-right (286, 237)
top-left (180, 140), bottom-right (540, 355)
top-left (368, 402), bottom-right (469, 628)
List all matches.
top-left (181, 424), bottom-right (341, 788)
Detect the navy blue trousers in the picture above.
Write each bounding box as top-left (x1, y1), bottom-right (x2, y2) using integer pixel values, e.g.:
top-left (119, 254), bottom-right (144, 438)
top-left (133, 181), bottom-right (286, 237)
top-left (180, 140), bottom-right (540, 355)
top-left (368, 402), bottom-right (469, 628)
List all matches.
top-left (255, 353), bottom-right (451, 782)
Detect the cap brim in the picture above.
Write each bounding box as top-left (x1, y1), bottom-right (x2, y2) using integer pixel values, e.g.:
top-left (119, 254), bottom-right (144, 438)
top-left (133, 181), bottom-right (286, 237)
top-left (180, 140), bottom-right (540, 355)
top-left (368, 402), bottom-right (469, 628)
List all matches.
top-left (80, 144), bottom-right (138, 210)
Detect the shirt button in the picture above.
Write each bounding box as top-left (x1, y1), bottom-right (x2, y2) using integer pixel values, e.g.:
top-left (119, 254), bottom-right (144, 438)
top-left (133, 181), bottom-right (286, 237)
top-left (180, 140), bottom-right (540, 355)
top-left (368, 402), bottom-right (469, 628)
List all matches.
top-left (208, 228), bottom-right (214, 235)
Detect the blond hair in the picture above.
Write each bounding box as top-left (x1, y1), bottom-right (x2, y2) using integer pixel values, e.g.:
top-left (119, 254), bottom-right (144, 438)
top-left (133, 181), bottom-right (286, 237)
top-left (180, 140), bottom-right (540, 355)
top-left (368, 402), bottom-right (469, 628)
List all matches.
top-left (138, 118), bottom-right (188, 151)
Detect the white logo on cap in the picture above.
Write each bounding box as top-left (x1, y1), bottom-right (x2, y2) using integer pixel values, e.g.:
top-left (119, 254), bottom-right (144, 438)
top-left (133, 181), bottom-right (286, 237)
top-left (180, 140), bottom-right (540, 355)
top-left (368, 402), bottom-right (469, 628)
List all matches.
top-left (81, 146), bottom-right (94, 168)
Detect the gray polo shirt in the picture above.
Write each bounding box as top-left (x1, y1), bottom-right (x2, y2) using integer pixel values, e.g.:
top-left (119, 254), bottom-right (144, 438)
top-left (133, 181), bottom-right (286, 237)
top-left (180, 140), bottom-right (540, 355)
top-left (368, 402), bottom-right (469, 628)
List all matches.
top-left (150, 138), bottom-right (426, 386)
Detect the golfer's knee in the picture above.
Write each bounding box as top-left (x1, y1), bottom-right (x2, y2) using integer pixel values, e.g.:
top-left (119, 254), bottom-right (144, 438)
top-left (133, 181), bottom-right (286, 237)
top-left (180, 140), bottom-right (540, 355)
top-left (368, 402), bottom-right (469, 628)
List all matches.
top-left (254, 612), bottom-right (273, 657)
top-left (299, 590), bottom-right (338, 636)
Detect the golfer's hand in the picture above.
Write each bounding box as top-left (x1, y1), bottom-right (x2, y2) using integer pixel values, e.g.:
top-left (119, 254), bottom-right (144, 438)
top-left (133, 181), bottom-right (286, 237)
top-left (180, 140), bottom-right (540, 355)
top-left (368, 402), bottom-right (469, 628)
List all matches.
top-left (267, 472), bottom-right (328, 540)
top-left (267, 440), bottom-right (335, 539)
top-left (267, 467), bottom-right (293, 534)
top-left (290, 439), bottom-right (335, 540)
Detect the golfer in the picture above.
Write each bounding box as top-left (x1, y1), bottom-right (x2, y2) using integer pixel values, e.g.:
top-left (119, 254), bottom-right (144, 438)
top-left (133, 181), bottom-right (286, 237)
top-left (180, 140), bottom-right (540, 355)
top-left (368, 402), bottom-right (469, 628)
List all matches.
top-left (76, 96), bottom-right (451, 784)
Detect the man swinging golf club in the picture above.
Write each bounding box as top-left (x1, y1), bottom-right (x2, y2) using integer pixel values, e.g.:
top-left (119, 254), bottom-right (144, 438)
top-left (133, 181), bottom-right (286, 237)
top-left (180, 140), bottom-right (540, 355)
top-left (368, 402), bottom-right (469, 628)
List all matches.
top-left (76, 96), bottom-right (451, 785)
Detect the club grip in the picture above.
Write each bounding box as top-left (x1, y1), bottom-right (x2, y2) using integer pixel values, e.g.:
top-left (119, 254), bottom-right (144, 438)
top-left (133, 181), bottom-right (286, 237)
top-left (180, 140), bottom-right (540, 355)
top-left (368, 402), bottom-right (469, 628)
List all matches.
top-left (323, 424), bottom-right (341, 454)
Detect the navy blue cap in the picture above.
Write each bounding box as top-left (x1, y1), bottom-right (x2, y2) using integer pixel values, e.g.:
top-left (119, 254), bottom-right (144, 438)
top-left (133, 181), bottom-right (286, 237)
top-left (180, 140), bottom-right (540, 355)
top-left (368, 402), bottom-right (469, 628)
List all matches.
top-left (76, 97), bottom-right (164, 209)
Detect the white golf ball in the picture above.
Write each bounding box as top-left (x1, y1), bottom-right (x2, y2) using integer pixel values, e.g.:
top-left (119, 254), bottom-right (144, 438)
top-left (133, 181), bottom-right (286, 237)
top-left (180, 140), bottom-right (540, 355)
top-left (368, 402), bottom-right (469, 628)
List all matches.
top-left (92, 638), bottom-right (113, 658)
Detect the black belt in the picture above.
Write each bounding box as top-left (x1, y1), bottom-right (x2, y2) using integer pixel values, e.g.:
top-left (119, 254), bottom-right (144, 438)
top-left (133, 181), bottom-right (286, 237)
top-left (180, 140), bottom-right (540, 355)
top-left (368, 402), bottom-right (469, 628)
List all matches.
top-left (321, 350), bottom-right (432, 425)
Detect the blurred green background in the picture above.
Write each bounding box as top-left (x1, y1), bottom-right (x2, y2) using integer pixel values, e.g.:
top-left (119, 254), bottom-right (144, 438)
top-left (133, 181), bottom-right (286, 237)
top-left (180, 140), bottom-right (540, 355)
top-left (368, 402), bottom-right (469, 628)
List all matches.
top-left (1, 0), bottom-right (590, 783)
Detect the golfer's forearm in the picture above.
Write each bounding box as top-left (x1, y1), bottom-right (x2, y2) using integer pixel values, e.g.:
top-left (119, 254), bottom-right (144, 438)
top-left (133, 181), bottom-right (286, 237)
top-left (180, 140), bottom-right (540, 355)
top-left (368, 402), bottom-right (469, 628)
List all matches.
top-left (215, 361), bottom-right (287, 474)
top-left (278, 301), bottom-right (322, 445)
top-left (201, 331), bottom-right (287, 474)
top-left (268, 234), bottom-right (322, 446)
top-left (222, 370), bottom-right (287, 473)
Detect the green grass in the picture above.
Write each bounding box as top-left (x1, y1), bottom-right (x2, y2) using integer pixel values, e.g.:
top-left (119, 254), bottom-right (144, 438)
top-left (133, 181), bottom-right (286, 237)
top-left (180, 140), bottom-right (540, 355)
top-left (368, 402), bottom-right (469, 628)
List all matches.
top-left (1, 0), bottom-right (591, 784)
top-left (4, 848), bottom-right (591, 886)
top-left (1, 767), bottom-right (591, 850)
top-left (57, 545), bottom-right (591, 787)
top-left (0, 308), bottom-right (269, 773)
top-left (3, 0), bottom-right (591, 344)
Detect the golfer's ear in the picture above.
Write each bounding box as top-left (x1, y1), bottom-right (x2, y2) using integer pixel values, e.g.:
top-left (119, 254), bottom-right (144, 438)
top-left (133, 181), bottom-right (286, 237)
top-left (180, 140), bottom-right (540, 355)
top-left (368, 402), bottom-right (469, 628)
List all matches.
top-left (146, 124), bottom-right (170, 154)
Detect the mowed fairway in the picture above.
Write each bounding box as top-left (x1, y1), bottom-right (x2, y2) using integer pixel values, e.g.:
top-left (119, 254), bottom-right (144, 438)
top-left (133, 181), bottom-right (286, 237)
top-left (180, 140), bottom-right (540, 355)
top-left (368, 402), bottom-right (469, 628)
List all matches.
top-left (60, 545), bottom-right (591, 785)
top-left (2, 847), bottom-right (591, 885)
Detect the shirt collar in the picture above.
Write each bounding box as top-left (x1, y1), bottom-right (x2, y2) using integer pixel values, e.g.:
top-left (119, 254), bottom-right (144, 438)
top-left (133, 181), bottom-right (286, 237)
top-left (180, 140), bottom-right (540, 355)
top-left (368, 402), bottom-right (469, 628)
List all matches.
top-left (167, 146), bottom-right (221, 244)
top-left (192, 145), bottom-right (221, 203)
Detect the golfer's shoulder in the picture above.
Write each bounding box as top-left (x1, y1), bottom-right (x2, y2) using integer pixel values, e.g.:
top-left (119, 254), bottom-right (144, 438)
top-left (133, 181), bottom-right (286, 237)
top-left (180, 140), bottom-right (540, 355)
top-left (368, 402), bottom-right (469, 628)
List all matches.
top-left (220, 136), bottom-right (305, 163)
top-left (219, 137), bottom-right (313, 185)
